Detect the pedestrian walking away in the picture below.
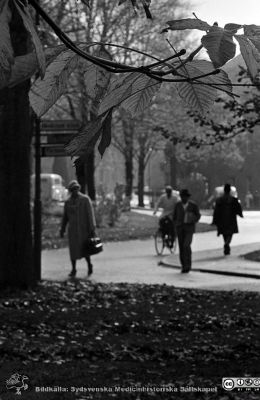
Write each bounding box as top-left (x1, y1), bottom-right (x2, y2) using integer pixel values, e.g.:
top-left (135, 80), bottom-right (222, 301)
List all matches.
top-left (60, 180), bottom-right (96, 277)
top-left (173, 189), bottom-right (201, 273)
top-left (212, 183), bottom-right (243, 256)
top-left (153, 185), bottom-right (179, 239)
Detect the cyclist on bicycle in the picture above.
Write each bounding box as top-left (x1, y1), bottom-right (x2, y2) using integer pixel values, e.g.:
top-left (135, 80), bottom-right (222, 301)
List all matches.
top-left (153, 186), bottom-right (179, 243)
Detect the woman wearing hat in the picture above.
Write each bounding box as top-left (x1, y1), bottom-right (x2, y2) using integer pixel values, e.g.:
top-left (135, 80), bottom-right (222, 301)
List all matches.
top-left (173, 189), bottom-right (201, 273)
top-left (60, 180), bottom-right (96, 277)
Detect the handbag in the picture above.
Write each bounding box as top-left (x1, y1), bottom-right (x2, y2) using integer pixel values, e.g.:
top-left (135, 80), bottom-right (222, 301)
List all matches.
top-left (81, 235), bottom-right (103, 256)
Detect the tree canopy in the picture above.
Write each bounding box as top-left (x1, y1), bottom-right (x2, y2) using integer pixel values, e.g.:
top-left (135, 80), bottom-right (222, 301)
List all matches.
top-left (1, 0), bottom-right (260, 158)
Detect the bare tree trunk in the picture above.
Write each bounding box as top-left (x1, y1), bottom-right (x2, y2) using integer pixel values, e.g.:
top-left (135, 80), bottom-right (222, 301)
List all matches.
top-left (122, 116), bottom-right (134, 197)
top-left (75, 153), bottom-right (96, 201)
top-left (75, 159), bottom-right (86, 194)
top-left (138, 152), bottom-right (145, 207)
top-left (165, 141), bottom-right (177, 188)
top-left (124, 156), bottom-right (133, 197)
top-left (170, 151), bottom-right (177, 189)
top-left (85, 152), bottom-right (96, 201)
top-left (0, 5), bottom-right (34, 288)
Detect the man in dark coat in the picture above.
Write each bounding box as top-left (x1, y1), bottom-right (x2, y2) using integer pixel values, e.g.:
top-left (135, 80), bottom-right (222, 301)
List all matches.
top-left (213, 183), bottom-right (243, 255)
top-left (173, 189), bottom-right (201, 273)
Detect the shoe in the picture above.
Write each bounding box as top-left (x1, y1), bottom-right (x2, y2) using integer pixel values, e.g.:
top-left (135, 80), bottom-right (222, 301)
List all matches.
top-left (88, 264), bottom-right (93, 276)
top-left (181, 269), bottom-right (190, 273)
top-left (224, 244), bottom-right (230, 255)
top-left (68, 270), bottom-right (76, 277)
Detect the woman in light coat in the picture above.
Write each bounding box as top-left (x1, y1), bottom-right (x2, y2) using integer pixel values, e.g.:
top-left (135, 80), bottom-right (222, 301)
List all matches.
top-left (60, 180), bottom-right (96, 277)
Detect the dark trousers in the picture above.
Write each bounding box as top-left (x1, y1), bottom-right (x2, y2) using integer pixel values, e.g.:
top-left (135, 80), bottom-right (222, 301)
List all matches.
top-left (176, 225), bottom-right (194, 271)
top-left (223, 234), bottom-right (233, 255)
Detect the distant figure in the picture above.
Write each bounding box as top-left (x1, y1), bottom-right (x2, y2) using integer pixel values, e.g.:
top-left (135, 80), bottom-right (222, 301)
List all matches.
top-left (245, 190), bottom-right (253, 209)
top-left (213, 183), bottom-right (243, 255)
top-left (154, 186), bottom-right (179, 239)
top-left (60, 180), bottom-right (96, 277)
top-left (254, 190), bottom-right (260, 209)
top-left (114, 182), bottom-right (124, 205)
top-left (173, 189), bottom-right (201, 273)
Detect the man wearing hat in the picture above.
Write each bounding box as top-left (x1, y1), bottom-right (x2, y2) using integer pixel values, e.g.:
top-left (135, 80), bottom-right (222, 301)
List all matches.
top-left (173, 189), bottom-right (201, 273)
top-left (60, 180), bottom-right (96, 277)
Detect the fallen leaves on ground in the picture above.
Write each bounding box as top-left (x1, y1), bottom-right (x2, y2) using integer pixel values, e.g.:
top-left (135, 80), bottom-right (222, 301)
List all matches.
top-left (0, 282), bottom-right (259, 399)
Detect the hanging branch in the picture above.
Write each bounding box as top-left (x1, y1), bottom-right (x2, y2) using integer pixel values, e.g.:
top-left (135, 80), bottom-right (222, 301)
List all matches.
top-left (153, 122), bottom-right (251, 148)
top-left (26, 0), bottom-right (252, 89)
top-left (27, 0), bottom-right (188, 80)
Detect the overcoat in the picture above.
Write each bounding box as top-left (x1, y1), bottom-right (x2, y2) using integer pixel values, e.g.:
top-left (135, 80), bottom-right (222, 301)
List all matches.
top-left (213, 194), bottom-right (243, 236)
top-left (173, 200), bottom-right (201, 233)
top-left (61, 193), bottom-right (96, 260)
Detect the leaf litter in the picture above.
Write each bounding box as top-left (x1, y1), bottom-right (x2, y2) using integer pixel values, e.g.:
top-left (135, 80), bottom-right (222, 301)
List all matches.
top-left (0, 281), bottom-right (259, 399)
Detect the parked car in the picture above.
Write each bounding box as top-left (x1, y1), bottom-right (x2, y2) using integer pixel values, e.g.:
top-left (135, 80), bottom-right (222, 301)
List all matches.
top-left (31, 173), bottom-right (68, 214)
top-left (207, 185), bottom-right (238, 209)
top-left (214, 185), bottom-right (238, 198)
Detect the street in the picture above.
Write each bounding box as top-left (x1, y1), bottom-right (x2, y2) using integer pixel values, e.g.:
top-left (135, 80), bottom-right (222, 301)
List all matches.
top-left (135, 209), bottom-right (260, 250)
top-left (42, 211), bottom-right (260, 292)
top-left (194, 210), bottom-right (260, 251)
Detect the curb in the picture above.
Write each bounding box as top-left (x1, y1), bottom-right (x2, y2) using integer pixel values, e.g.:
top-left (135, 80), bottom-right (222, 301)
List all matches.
top-left (158, 260), bottom-right (260, 280)
top-left (198, 269), bottom-right (260, 279)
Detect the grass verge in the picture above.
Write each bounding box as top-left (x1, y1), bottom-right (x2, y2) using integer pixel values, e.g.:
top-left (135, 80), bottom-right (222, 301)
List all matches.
top-left (243, 250), bottom-right (260, 262)
top-left (42, 211), bottom-right (215, 250)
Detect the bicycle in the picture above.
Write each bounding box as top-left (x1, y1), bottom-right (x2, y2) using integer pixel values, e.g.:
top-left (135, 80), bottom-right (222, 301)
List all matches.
top-left (154, 216), bottom-right (177, 255)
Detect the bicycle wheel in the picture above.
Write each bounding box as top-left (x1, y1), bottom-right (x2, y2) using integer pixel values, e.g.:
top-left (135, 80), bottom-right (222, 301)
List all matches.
top-left (155, 229), bottom-right (165, 255)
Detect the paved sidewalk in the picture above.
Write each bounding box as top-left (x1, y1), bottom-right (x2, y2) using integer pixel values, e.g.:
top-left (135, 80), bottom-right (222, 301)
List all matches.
top-left (161, 242), bottom-right (260, 279)
top-left (42, 239), bottom-right (260, 292)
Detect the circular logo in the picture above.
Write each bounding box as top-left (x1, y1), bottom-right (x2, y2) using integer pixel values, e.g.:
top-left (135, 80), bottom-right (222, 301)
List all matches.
top-left (223, 379), bottom-right (235, 391)
top-left (254, 379), bottom-right (260, 386)
top-left (6, 373), bottom-right (29, 395)
top-left (237, 379), bottom-right (244, 386)
top-left (245, 378), bottom-right (253, 386)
